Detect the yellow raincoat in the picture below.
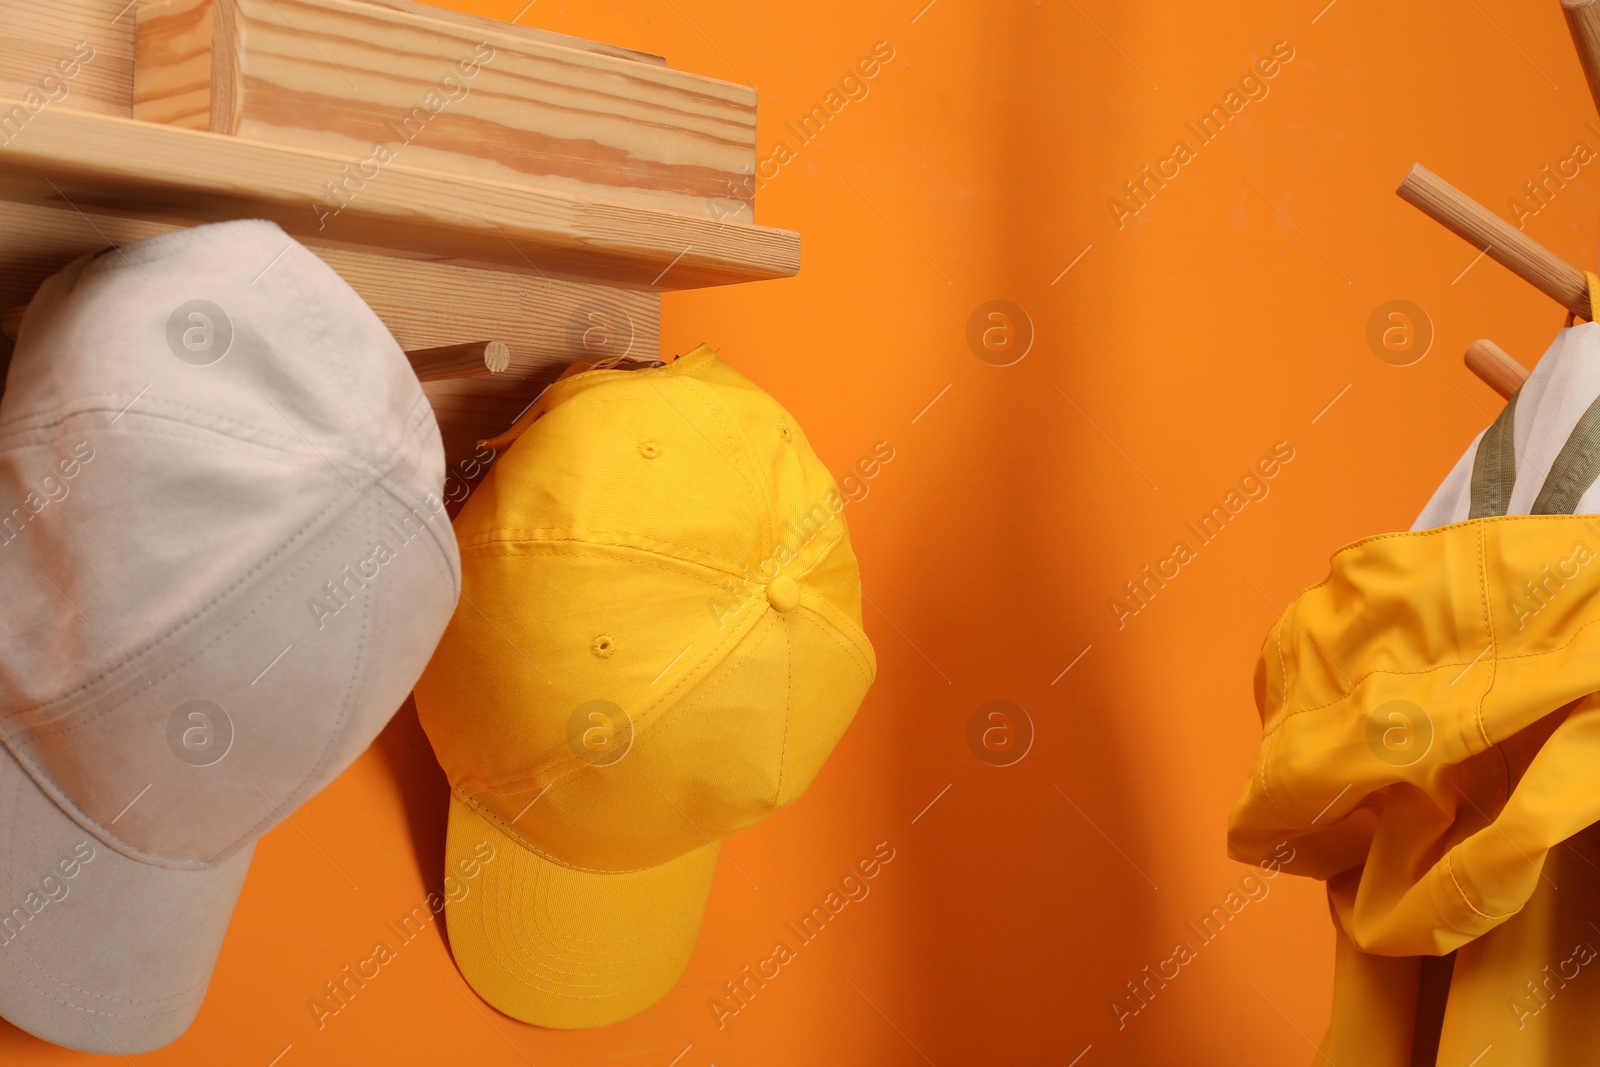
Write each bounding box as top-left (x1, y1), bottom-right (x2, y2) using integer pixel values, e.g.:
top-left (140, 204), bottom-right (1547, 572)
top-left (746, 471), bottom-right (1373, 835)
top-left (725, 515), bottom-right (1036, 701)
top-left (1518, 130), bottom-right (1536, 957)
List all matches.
top-left (1228, 513), bottom-right (1600, 1063)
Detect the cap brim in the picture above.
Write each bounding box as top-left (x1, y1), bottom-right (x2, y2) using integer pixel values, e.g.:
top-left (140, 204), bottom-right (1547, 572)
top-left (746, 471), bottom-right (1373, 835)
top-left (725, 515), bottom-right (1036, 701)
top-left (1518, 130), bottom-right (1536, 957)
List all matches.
top-left (443, 793), bottom-right (717, 1029)
top-left (0, 745), bottom-right (251, 1054)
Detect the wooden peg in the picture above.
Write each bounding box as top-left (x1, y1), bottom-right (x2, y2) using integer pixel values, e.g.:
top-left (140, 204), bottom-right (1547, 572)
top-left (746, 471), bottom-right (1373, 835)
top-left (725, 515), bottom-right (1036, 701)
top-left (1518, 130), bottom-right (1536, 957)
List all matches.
top-left (1396, 164), bottom-right (1591, 319)
top-left (406, 341), bottom-right (511, 382)
top-left (1, 306), bottom-right (507, 382)
top-left (1464, 339), bottom-right (1529, 400)
top-left (1565, 0), bottom-right (1600, 117)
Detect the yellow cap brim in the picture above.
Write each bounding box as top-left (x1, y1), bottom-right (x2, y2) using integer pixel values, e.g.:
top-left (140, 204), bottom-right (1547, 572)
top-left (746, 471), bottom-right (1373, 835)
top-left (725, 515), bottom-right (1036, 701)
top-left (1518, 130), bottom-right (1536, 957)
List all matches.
top-left (443, 792), bottom-right (718, 1029)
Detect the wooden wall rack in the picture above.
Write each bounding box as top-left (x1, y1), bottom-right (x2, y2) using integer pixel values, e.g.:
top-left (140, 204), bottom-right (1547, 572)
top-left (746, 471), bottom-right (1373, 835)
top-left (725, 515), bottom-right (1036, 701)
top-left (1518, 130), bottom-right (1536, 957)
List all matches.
top-left (1399, 0), bottom-right (1600, 400)
top-left (0, 0), bottom-right (797, 472)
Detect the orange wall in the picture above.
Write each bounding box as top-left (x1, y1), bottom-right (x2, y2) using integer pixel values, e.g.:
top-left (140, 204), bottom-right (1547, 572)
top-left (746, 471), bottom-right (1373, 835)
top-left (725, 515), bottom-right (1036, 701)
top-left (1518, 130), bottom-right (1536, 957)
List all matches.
top-left (8, 2), bottom-right (1599, 1065)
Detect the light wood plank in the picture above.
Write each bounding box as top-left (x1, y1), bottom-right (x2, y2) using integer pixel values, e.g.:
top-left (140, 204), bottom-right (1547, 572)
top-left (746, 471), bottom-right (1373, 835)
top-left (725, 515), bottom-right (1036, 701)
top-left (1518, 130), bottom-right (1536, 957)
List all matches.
top-left (422, 373), bottom-right (547, 469)
top-left (0, 105), bottom-right (798, 288)
top-left (0, 199), bottom-right (661, 384)
top-left (354, 0), bottom-right (666, 67)
top-left (320, 248), bottom-right (659, 379)
top-left (1, 303), bottom-right (508, 379)
top-left (131, 0), bottom-right (215, 128)
top-left (0, 0), bottom-right (673, 123)
top-left (0, 0), bottom-right (134, 118)
top-left (133, 0), bottom-right (756, 220)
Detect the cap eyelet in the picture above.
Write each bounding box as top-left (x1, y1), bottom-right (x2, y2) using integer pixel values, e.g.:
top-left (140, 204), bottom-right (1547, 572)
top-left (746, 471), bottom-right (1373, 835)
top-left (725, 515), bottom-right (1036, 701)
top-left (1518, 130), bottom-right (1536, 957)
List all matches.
top-left (591, 635), bottom-right (616, 658)
top-left (639, 441), bottom-right (662, 459)
top-left (777, 423), bottom-right (793, 443)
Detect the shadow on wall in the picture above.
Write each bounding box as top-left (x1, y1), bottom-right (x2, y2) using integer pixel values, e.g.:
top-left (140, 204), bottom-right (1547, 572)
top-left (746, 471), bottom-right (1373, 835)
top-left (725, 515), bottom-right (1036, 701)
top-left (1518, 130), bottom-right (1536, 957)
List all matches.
top-left (0, 1013), bottom-right (46, 1055)
top-left (877, 4), bottom-right (1161, 1061)
top-left (369, 696), bottom-right (452, 946)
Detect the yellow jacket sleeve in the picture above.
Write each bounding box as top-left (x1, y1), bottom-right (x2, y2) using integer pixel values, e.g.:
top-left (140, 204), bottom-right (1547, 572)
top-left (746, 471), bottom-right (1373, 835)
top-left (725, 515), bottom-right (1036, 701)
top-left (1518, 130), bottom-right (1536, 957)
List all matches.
top-left (1228, 514), bottom-right (1600, 956)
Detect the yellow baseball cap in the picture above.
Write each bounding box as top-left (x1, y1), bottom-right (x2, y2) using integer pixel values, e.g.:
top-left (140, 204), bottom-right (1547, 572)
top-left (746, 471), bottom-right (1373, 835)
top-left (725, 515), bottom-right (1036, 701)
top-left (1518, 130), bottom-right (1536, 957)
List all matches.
top-left (413, 344), bottom-right (876, 1028)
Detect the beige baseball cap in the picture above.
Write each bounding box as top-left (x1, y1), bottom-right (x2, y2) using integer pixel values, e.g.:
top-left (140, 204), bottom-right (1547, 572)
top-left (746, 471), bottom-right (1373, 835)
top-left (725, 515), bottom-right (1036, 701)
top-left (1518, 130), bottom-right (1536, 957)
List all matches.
top-left (0, 220), bottom-right (459, 1053)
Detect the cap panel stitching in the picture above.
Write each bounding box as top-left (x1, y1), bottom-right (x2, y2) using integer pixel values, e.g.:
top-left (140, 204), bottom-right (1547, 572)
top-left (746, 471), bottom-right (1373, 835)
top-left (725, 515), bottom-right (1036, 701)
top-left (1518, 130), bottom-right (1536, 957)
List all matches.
top-left (0, 471), bottom-right (450, 869)
top-left (460, 531), bottom-right (755, 580)
top-left (775, 616), bottom-right (792, 805)
top-left (677, 373), bottom-right (774, 548)
top-left (469, 607), bottom-right (783, 803)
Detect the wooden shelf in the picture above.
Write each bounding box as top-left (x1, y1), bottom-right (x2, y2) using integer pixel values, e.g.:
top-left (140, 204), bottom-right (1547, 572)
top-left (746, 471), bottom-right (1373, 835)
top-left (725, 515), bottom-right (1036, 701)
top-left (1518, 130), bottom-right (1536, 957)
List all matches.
top-left (0, 104), bottom-right (799, 291)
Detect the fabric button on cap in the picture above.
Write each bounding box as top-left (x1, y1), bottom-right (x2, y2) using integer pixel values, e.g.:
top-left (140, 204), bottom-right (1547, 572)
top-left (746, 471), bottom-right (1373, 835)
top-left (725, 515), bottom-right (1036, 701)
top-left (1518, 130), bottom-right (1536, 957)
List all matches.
top-left (414, 343), bottom-right (878, 1030)
top-left (767, 574), bottom-right (801, 611)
